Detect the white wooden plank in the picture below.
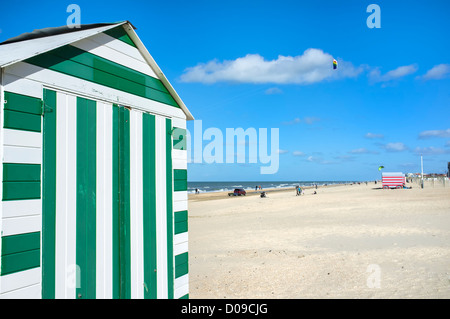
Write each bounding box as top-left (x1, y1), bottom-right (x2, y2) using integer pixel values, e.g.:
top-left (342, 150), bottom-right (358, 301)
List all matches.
top-left (0, 24), bottom-right (123, 68)
top-left (66, 93), bottom-right (77, 299)
top-left (6, 62), bottom-right (187, 119)
top-left (172, 117), bottom-right (187, 129)
top-left (173, 191), bottom-right (188, 202)
top-left (1, 199), bottom-right (41, 219)
top-left (71, 37), bottom-right (158, 78)
top-left (0, 268), bottom-right (41, 294)
top-left (88, 32), bottom-right (146, 63)
top-left (174, 283), bottom-right (189, 299)
top-left (0, 283), bottom-right (41, 299)
top-left (130, 110), bottom-right (144, 299)
top-left (155, 115), bottom-right (168, 299)
top-left (172, 149), bottom-right (187, 161)
top-left (2, 215), bottom-right (41, 236)
top-left (3, 145), bottom-right (41, 164)
top-left (174, 233), bottom-right (188, 246)
top-left (55, 91), bottom-right (68, 299)
top-left (174, 274), bottom-right (189, 300)
top-left (172, 157), bottom-right (187, 170)
top-left (174, 274), bottom-right (189, 299)
top-left (3, 129), bottom-right (41, 148)
top-left (174, 274), bottom-right (189, 289)
top-left (96, 101), bottom-right (113, 299)
top-left (173, 200), bottom-right (188, 212)
top-left (174, 240), bottom-right (188, 256)
top-left (2, 72), bottom-right (42, 99)
top-left (54, 92), bottom-right (77, 299)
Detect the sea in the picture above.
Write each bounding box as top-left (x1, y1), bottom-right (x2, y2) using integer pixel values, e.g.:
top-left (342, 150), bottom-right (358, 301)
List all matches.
top-left (187, 181), bottom-right (358, 194)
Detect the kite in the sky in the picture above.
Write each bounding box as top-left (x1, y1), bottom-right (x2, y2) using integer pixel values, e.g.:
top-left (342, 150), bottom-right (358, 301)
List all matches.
top-left (333, 59), bottom-right (338, 70)
top-left (378, 166), bottom-right (384, 171)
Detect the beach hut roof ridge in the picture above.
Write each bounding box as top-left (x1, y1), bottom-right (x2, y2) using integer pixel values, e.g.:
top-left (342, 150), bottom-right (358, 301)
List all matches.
top-left (0, 21), bottom-right (194, 120)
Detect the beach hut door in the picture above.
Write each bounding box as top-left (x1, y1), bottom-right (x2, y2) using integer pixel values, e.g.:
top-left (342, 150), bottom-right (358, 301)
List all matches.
top-left (41, 90), bottom-right (144, 299)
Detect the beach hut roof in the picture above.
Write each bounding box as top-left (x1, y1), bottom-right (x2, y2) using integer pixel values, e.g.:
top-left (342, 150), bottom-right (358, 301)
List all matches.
top-left (0, 21), bottom-right (194, 120)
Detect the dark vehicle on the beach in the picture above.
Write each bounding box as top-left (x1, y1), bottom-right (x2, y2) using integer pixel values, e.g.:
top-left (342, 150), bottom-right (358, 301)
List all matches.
top-left (228, 188), bottom-right (246, 196)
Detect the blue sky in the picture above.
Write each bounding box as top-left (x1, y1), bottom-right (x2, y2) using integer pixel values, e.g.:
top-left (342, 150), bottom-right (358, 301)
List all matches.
top-left (1, 0), bottom-right (449, 181)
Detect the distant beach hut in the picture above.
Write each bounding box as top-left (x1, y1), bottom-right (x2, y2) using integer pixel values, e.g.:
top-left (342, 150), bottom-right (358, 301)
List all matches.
top-left (0, 21), bottom-right (193, 299)
top-left (382, 172), bottom-right (406, 189)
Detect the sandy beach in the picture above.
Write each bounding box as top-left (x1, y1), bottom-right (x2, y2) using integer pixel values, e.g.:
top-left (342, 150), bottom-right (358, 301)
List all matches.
top-left (188, 181), bottom-right (450, 298)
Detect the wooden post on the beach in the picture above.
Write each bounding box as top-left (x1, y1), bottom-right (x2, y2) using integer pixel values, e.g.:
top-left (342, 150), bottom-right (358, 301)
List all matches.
top-left (421, 156), bottom-right (424, 189)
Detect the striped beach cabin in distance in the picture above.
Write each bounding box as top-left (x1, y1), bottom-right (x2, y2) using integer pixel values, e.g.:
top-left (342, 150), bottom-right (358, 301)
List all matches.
top-left (382, 172), bottom-right (406, 189)
top-left (0, 21), bottom-right (193, 299)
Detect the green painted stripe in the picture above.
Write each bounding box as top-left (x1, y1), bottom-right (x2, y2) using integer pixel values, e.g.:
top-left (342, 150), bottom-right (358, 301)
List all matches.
top-left (174, 220), bottom-right (188, 235)
top-left (172, 127), bottom-right (186, 150)
top-left (3, 181), bottom-right (41, 201)
top-left (175, 252), bottom-right (188, 266)
top-left (1, 249), bottom-right (40, 276)
top-left (1, 231), bottom-right (41, 275)
top-left (174, 169), bottom-right (187, 192)
top-left (174, 210), bottom-right (188, 223)
top-left (4, 91), bottom-right (42, 115)
top-left (174, 210), bottom-right (188, 235)
top-left (113, 106), bottom-right (131, 299)
top-left (104, 26), bottom-right (137, 47)
top-left (174, 182), bottom-right (187, 192)
top-left (112, 105), bottom-right (120, 299)
top-left (142, 113), bottom-right (157, 299)
top-left (3, 163), bottom-right (41, 182)
top-left (1, 232), bottom-right (40, 256)
top-left (4, 109), bottom-right (41, 132)
top-left (179, 293), bottom-right (189, 299)
top-left (76, 96), bottom-right (97, 299)
top-left (25, 45), bottom-right (180, 108)
top-left (166, 118), bottom-right (174, 298)
top-left (174, 169), bottom-right (187, 181)
top-left (51, 45), bottom-right (168, 94)
top-left (175, 252), bottom-right (188, 278)
top-left (42, 88), bottom-right (57, 298)
top-left (120, 106), bottom-right (131, 299)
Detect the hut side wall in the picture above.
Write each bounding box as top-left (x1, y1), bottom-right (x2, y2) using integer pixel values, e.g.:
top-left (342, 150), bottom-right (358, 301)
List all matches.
top-left (0, 27), bottom-right (188, 299)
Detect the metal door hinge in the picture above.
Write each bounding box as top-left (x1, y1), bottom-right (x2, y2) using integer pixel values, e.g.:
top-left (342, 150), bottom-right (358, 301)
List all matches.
top-left (42, 102), bottom-right (53, 115)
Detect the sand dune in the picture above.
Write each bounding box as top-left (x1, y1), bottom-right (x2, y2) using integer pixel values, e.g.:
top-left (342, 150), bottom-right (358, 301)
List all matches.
top-left (188, 181), bottom-right (450, 298)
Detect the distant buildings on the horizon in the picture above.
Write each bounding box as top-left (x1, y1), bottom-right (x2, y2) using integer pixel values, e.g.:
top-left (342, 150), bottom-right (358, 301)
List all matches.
top-left (404, 161), bottom-right (450, 178)
top-left (406, 172), bottom-right (448, 178)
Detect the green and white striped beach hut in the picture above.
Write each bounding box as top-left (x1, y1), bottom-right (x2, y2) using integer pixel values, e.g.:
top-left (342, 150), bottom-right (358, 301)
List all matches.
top-left (0, 21), bottom-right (193, 299)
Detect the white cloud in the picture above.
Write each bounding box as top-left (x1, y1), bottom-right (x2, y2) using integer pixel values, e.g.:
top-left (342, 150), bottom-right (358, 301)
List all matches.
top-left (306, 156), bottom-right (334, 164)
top-left (419, 64), bottom-right (450, 81)
top-left (365, 132), bottom-right (384, 139)
top-left (334, 155), bottom-right (356, 161)
top-left (383, 142), bottom-right (408, 152)
top-left (303, 117), bottom-right (320, 124)
top-left (369, 64), bottom-right (418, 83)
top-left (349, 148), bottom-right (378, 154)
top-left (282, 117), bottom-right (320, 125)
top-left (180, 48), bottom-right (364, 85)
top-left (292, 151), bottom-right (306, 156)
top-left (418, 129), bottom-right (450, 139)
top-left (277, 149), bottom-right (289, 154)
top-left (265, 87), bottom-right (283, 95)
top-left (413, 146), bottom-right (450, 155)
